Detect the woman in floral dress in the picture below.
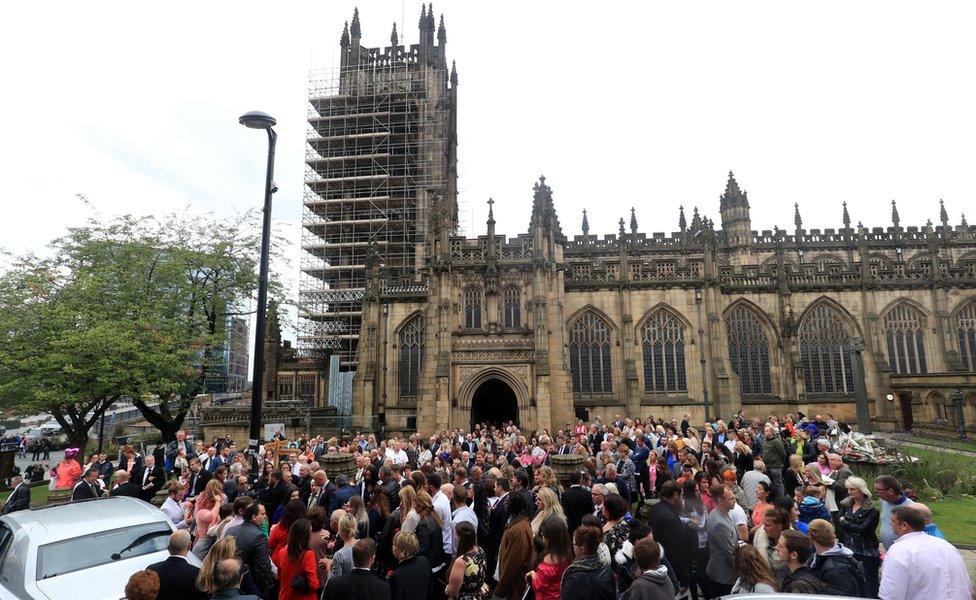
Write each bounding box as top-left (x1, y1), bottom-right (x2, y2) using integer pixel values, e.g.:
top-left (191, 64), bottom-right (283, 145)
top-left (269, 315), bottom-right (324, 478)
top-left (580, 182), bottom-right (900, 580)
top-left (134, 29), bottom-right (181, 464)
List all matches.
top-left (445, 521), bottom-right (487, 600)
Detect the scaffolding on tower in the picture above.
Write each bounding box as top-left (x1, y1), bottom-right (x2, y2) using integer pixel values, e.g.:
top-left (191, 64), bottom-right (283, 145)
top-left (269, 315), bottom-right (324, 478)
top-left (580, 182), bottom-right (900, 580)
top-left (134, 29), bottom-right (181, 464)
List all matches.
top-left (299, 32), bottom-right (456, 371)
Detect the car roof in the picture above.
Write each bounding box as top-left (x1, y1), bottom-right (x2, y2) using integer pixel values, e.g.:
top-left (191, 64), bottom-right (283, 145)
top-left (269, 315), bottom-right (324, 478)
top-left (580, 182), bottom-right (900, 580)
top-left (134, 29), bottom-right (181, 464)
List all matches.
top-left (2, 497), bottom-right (168, 541)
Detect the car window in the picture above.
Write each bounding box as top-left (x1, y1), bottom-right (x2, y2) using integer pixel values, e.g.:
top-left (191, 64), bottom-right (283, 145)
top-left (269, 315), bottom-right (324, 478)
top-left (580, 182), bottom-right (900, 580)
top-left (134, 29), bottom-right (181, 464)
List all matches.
top-left (36, 522), bottom-right (170, 580)
top-left (0, 523), bottom-right (13, 578)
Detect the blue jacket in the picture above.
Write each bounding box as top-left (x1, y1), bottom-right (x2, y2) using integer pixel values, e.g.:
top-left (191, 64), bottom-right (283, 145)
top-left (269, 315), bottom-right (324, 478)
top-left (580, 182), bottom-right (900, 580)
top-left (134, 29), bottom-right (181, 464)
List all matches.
top-left (798, 496), bottom-right (830, 524)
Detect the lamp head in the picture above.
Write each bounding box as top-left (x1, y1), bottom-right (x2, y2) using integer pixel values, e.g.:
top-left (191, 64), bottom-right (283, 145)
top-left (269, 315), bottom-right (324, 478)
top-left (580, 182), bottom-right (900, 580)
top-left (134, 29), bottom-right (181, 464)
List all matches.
top-left (239, 111), bottom-right (277, 129)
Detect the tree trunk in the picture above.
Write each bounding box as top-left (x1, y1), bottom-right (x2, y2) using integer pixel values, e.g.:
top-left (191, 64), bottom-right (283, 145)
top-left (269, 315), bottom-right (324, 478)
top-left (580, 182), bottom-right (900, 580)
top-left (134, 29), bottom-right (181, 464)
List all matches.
top-left (132, 399), bottom-right (188, 443)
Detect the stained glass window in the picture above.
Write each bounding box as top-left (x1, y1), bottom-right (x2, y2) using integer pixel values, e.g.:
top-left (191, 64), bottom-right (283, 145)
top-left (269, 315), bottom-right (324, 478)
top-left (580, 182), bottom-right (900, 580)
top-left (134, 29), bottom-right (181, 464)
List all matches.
top-left (641, 309), bottom-right (687, 393)
top-left (883, 303), bottom-right (927, 374)
top-left (726, 305), bottom-right (773, 395)
top-left (799, 303), bottom-right (854, 394)
top-left (463, 287), bottom-right (482, 329)
top-left (503, 287), bottom-right (521, 328)
top-left (569, 312), bottom-right (613, 394)
top-left (399, 314), bottom-right (424, 397)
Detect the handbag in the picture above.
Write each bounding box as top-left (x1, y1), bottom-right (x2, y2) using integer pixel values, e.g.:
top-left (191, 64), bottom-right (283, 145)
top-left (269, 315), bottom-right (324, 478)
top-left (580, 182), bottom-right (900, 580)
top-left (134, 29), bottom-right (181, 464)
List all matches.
top-left (291, 571), bottom-right (312, 593)
top-left (291, 551), bottom-right (314, 593)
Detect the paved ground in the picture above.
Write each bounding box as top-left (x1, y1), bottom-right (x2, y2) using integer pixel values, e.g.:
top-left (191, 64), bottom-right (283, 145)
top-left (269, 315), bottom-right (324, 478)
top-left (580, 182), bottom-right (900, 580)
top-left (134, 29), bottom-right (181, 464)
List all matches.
top-left (960, 549), bottom-right (976, 585)
top-left (13, 450), bottom-right (63, 477)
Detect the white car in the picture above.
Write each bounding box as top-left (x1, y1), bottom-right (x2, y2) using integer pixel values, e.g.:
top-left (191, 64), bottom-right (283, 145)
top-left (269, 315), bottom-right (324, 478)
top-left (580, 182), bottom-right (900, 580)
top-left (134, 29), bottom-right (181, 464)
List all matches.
top-left (0, 496), bottom-right (202, 599)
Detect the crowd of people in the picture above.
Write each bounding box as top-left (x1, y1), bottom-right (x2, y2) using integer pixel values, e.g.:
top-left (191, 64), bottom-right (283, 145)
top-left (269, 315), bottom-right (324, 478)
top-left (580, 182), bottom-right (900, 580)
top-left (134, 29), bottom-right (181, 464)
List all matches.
top-left (4, 411), bottom-right (973, 600)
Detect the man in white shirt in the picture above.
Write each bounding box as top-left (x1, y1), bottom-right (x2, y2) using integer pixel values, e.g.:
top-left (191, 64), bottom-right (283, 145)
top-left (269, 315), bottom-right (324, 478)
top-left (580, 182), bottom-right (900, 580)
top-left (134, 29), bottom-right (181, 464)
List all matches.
top-left (427, 473), bottom-right (454, 559)
top-left (450, 485), bottom-right (478, 547)
top-left (879, 506), bottom-right (971, 600)
top-left (385, 440), bottom-right (408, 467)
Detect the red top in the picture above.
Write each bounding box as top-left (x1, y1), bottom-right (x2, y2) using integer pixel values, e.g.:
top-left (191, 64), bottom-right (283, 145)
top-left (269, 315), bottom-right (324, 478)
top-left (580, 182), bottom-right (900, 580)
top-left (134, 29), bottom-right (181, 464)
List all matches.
top-left (272, 546), bottom-right (320, 600)
top-left (531, 559), bottom-right (571, 600)
top-left (268, 523), bottom-right (288, 557)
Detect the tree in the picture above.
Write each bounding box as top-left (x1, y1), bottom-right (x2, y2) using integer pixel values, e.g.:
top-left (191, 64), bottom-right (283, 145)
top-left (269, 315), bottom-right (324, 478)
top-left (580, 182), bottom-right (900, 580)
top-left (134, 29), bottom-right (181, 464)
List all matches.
top-left (0, 211), bottom-right (284, 455)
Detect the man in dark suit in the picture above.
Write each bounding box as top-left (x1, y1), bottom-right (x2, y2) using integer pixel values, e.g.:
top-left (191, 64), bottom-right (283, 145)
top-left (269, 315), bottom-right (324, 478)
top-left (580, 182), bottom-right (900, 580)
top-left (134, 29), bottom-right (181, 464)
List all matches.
top-left (648, 480), bottom-right (690, 590)
top-left (225, 502), bottom-right (275, 598)
top-left (2, 475), bottom-right (30, 513)
top-left (185, 457), bottom-right (212, 499)
top-left (147, 530), bottom-right (207, 600)
top-left (324, 538), bottom-right (391, 600)
top-left (111, 470), bottom-right (142, 498)
top-left (486, 477), bottom-right (510, 584)
top-left (71, 468), bottom-right (104, 501)
top-left (330, 474), bottom-right (357, 513)
top-left (137, 455), bottom-right (166, 502)
top-left (560, 470), bottom-right (594, 533)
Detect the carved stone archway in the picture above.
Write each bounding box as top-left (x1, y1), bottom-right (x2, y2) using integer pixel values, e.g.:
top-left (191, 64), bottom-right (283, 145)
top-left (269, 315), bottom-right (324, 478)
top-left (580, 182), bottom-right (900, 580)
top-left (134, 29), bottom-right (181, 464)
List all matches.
top-left (456, 366), bottom-right (531, 415)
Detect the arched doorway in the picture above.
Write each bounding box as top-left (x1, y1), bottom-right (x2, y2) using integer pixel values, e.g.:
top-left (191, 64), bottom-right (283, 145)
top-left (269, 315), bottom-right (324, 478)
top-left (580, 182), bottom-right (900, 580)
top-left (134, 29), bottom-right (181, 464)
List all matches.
top-left (471, 378), bottom-right (518, 429)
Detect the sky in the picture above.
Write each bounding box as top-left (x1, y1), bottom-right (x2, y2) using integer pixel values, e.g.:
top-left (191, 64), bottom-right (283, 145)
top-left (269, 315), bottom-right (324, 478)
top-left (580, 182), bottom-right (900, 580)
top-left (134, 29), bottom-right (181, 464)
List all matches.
top-left (3, 1), bottom-right (976, 343)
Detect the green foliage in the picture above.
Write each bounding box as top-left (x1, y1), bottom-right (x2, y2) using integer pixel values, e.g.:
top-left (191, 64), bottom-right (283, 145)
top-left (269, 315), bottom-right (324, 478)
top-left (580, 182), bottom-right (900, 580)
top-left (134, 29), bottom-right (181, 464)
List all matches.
top-left (0, 211), bottom-right (286, 450)
top-left (889, 447), bottom-right (976, 497)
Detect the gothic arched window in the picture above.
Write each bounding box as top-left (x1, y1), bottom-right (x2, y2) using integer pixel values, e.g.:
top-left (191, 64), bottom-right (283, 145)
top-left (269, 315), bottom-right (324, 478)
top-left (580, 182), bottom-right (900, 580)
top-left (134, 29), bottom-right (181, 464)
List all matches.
top-left (399, 314), bottom-right (424, 398)
top-left (957, 299), bottom-right (976, 371)
top-left (569, 312), bottom-right (613, 394)
top-left (640, 309), bottom-right (687, 393)
top-left (725, 305), bottom-right (773, 395)
top-left (799, 303), bottom-right (854, 394)
top-left (463, 286), bottom-right (482, 329)
top-left (503, 287), bottom-right (521, 328)
top-left (884, 303), bottom-right (928, 374)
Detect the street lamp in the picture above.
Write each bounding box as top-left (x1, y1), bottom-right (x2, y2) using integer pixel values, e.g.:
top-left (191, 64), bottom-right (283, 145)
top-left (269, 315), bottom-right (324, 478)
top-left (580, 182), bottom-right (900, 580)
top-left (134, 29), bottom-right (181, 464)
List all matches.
top-left (239, 110), bottom-right (277, 480)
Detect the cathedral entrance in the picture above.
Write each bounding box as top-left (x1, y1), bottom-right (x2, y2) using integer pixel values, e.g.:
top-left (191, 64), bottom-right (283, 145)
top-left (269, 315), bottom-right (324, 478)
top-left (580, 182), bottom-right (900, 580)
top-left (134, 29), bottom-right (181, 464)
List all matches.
top-left (470, 378), bottom-right (518, 429)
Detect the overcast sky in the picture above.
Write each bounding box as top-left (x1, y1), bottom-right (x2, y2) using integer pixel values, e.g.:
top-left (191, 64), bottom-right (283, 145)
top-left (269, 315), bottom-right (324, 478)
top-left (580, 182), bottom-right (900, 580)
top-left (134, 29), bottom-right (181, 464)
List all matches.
top-left (3, 1), bottom-right (976, 342)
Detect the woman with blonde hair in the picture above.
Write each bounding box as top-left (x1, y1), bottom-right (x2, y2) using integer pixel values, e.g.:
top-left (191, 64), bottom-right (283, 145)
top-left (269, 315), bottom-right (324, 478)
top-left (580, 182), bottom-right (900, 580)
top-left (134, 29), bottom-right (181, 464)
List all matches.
top-left (784, 454), bottom-right (805, 498)
top-left (398, 485), bottom-right (420, 532)
top-left (414, 491), bottom-right (446, 569)
top-left (390, 531), bottom-right (432, 600)
top-left (535, 466), bottom-right (560, 499)
top-left (198, 537), bottom-right (258, 596)
top-left (344, 494), bottom-right (369, 538)
top-left (530, 487), bottom-right (567, 535)
top-left (330, 513), bottom-right (359, 578)
top-left (193, 478), bottom-right (223, 549)
top-left (730, 542), bottom-right (777, 593)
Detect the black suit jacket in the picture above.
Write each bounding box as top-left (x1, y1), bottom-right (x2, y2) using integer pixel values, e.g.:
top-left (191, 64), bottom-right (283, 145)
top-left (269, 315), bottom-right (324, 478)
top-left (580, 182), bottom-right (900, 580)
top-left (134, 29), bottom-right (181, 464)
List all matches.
top-left (389, 555), bottom-right (431, 600)
top-left (111, 482), bottom-right (142, 498)
top-left (324, 569), bottom-right (391, 600)
top-left (147, 556), bottom-right (207, 600)
top-left (2, 483), bottom-right (30, 513)
top-left (137, 464), bottom-right (166, 501)
top-left (647, 499), bottom-right (689, 586)
top-left (560, 485), bottom-right (594, 533)
top-left (187, 469), bottom-right (212, 498)
top-left (71, 480), bottom-right (102, 501)
top-left (487, 493), bottom-right (509, 553)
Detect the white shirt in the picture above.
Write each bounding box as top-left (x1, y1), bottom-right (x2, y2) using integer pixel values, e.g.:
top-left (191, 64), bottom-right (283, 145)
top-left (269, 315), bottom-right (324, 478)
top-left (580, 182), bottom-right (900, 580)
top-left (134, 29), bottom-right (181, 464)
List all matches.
top-left (879, 531), bottom-right (972, 600)
top-left (385, 448), bottom-right (408, 466)
top-left (432, 490), bottom-right (455, 555)
top-left (161, 497), bottom-right (184, 525)
top-left (451, 505), bottom-right (478, 544)
top-left (729, 504), bottom-right (749, 539)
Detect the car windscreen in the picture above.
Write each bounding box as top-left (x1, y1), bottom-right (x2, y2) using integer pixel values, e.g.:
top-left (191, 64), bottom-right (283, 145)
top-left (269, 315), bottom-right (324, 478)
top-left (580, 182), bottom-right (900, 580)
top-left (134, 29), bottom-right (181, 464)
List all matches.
top-left (36, 521), bottom-right (171, 580)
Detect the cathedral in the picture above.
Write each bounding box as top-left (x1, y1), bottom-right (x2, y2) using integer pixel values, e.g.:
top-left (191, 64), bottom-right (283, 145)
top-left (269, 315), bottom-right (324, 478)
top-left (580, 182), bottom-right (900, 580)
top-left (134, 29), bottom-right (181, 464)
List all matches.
top-left (302, 8), bottom-right (976, 436)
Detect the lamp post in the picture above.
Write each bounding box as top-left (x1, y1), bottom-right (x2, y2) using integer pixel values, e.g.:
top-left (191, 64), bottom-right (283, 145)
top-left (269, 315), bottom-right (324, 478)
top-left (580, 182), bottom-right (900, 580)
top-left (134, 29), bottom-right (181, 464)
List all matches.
top-left (239, 110), bottom-right (277, 480)
top-left (694, 287), bottom-right (710, 420)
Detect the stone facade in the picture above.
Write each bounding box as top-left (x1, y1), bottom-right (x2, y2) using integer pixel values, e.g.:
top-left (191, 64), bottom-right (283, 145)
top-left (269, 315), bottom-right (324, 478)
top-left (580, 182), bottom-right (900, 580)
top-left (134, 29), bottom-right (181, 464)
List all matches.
top-left (316, 9), bottom-right (976, 436)
top-left (352, 174), bottom-right (976, 435)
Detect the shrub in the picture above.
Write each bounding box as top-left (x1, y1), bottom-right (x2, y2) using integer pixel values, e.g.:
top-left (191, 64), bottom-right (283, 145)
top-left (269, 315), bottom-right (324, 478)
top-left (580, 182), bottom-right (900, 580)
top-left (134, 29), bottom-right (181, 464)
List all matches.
top-left (890, 453), bottom-right (964, 497)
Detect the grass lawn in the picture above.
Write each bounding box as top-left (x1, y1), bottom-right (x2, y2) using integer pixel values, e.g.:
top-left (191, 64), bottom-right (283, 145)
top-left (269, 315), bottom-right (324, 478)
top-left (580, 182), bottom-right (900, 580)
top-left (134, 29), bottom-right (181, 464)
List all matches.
top-left (925, 496), bottom-right (976, 545)
top-left (905, 436), bottom-right (976, 454)
top-left (0, 483), bottom-right (52, 507)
